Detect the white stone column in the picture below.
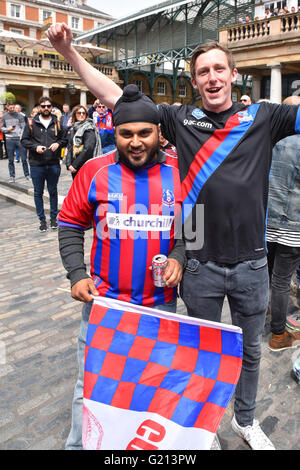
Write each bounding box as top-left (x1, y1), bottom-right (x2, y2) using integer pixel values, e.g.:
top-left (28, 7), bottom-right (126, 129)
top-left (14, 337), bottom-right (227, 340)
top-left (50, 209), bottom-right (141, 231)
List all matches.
top-left (0, 82), bottom-right (6, 111)
top-left (42, 86), bottom-right (50, 98)
top-left (251, 75), bottom-right (261, 103)
top-left (80, 89), bottom-right (87, 107)
top-left (28, 89), bottom-right (35, 113)
top-left (268, 63), bottom-right (282, 104)
top-left (64, 91), bottom-right (70, 105)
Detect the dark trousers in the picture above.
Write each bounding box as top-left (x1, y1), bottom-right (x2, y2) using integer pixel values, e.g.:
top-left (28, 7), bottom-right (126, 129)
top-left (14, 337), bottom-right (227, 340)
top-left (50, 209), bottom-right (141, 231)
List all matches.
top-left (0, 140), bottom-right (5, 159)
top-left (267, 242), bottom-right (300, 335)
top-left (180, 257), bottom-right (269, 427)
top-left (6, 139), bottom-right (29, 177)
top-left (30, 164), bottom-right (61, 221)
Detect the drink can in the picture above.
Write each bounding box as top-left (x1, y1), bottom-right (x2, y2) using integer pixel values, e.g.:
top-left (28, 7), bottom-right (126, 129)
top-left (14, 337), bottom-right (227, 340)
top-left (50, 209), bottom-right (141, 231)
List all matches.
top-left (152, 254), bottom-right (168, 287)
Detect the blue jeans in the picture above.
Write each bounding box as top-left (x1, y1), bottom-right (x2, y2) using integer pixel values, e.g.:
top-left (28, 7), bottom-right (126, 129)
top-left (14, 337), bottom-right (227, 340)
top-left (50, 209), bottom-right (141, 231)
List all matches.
top-left (30, 165), bottom-right (61, 221)
top-left (6, 139), bottom-right (29, 178)
top-left (65, 297), bottom-right (177, 450)
top-left (180, 258), bottom-right (269, 427)
top-left (15, 145), bottom-right (20, 162)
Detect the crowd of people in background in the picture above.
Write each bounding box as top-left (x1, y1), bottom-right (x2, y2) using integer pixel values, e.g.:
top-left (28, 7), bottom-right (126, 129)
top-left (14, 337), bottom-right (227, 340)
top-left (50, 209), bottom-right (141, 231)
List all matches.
top-left (0, 97), bottom-right (182, 185)
top-left (238, 4), bottom-right (300, 23)
top-left (0, 99), bottom-right (115, 181)
top-left (0, 97), bottom-right (181, 232)
top-left (0, 99), bottom-right (112, 232)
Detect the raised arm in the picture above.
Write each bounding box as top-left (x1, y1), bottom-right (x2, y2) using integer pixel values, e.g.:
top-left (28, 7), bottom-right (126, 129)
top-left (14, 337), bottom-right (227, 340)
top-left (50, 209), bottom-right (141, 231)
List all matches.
top-left (47, 23), bottom-right (123, 110)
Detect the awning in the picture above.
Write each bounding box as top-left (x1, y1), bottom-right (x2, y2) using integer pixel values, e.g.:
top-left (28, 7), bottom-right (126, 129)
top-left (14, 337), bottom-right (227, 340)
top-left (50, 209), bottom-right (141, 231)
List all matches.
top-left (0, 30), bottom-right (109, 58)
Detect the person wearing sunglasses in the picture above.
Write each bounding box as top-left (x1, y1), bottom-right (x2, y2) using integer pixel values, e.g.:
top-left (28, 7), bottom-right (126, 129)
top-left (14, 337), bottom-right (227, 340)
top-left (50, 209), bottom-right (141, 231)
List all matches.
top-left (240, 95), bottom-right (252, 106)
top-left (92, 101), bottom-right (116, 155)
top-left (21, 96), bottom-right (68, 232)
top-left (65, 105), bottom-right (102, 179)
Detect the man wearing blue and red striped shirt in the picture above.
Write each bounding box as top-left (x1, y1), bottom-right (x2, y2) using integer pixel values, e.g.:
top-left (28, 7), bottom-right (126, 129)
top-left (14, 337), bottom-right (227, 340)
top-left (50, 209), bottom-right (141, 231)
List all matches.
top-left (58, 85), bottom-right (185, 449)
top-left (92, 102), bottom-right (116, 155)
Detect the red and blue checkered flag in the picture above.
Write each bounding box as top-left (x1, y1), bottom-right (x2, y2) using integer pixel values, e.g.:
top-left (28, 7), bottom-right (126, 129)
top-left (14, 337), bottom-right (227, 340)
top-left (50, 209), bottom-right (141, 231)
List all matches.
top-left (82, 297), bottom-right (243, 450)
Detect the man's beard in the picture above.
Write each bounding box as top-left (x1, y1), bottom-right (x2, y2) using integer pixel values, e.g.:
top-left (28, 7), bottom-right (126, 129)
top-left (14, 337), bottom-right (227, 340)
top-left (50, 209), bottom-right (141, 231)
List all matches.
top-left (118, 141), bottom-right (160, 171)
top-left (41, 110), bottom-right (51, 118)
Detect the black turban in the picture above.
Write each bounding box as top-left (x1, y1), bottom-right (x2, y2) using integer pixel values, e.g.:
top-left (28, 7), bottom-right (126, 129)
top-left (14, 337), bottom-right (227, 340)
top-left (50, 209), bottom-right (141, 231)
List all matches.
top-left (113, 84), bottom-right (159, 126)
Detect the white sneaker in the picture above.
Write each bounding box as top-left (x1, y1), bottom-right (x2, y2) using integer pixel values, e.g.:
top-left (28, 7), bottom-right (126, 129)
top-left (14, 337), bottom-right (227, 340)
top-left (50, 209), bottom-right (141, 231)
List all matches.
top-left (231, 414), bottom-right (275, 450)
top-left (210, 433), bottom-right (221, 450)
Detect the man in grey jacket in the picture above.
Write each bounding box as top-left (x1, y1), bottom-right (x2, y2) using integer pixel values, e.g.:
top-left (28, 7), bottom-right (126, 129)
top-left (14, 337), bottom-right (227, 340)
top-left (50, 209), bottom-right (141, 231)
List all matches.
top-left (266, 96), bottom-right (300, 351)
top-left (1, 101), bottom-right (30, 182)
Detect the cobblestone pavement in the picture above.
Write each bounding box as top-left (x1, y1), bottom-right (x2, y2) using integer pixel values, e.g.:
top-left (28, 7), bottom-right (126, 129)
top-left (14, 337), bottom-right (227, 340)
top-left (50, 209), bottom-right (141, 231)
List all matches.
top-left (0, 159), bottom-right (299, 450)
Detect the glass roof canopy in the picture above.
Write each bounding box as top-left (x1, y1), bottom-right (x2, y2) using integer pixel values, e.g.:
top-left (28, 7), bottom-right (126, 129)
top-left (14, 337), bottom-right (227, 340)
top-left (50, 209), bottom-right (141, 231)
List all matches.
top-left (75, 0), bottom-right (254, 70)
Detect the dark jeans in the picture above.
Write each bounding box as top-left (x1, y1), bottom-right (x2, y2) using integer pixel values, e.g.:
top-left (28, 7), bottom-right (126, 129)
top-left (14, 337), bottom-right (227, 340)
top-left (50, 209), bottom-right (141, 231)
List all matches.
top-left (6, 139), bottom-right (29, 177)
top-left (180, 257), bottom-right (269, 427)
top-left (30, 164), bottom-right (61, 221)
top-left (0, 140), bottom-right (5, 159)
top-left (267, 242), bottom-right (300, 335)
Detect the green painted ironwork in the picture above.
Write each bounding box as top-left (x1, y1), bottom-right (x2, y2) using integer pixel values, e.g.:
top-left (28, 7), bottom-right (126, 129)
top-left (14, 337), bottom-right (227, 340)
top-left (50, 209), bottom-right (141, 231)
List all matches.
top-left (77, 0), bottom-right (254, 70)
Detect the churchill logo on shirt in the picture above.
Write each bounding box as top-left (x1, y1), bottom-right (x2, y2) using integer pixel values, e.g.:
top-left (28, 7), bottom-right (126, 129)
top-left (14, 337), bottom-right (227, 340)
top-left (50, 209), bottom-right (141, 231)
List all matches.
top-left (106, 213), bottom-right (174, 231)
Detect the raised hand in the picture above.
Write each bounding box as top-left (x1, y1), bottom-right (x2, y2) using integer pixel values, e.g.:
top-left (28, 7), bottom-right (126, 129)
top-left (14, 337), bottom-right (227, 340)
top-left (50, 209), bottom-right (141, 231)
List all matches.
top-left (46, 22), bottom-right (74, 57)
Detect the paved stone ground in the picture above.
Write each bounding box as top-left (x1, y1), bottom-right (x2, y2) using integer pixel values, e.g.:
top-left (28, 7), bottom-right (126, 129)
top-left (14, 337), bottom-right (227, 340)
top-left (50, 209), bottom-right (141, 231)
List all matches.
top-left (0, 158), bottom-right (299, 450)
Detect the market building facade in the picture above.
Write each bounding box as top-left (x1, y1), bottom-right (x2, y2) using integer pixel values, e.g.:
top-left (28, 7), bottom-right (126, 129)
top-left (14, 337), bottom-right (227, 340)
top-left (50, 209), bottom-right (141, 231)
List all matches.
top-left (0, 0), bottom-right (120, 112)
top-left (75, 0), bottom-right (300, 104)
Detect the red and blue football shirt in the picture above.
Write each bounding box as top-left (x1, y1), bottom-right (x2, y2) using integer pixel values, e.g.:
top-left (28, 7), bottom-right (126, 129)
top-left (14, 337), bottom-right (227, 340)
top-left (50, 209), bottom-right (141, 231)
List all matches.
top-left (58, 152), bottom-right (182, 307)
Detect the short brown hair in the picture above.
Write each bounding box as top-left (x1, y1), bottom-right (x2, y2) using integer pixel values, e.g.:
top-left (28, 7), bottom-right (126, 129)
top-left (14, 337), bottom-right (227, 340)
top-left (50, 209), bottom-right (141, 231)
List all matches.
top-left (39, 96), bottom-right (53, 106)
top-left (71, 104), bottom-right (88, 124)
top-left (190, 41), bottom-right (236, 80)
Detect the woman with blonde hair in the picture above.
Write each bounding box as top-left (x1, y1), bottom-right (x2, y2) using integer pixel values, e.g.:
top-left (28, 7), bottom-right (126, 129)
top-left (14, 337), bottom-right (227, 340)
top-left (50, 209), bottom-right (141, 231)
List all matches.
top-left (31, 107), bottom-right (39, 117)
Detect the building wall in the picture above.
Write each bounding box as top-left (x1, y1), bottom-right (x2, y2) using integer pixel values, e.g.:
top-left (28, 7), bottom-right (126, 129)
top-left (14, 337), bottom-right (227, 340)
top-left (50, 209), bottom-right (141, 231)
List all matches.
top-left (0, 0), bottom-right (6, 16)
top-left (129, 73), bottom-right (151, 96)
top-left (154, 76), bottom-right (173, 104)
top-left (56, 12), bottom-right (68, 25)
top-left (83, 18), bottom-right (94, 31)
top-left (0, 0), bottom-right (111, 38)
top-left (0, 0), bottom-right (114, 113)
top-left (129, 72), bottom-right (200, 105)
top-left (25, 6), bottom-right (39, 22)
top-left (174, 78), bottom-right (195, 106)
